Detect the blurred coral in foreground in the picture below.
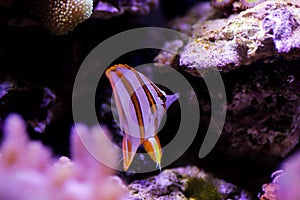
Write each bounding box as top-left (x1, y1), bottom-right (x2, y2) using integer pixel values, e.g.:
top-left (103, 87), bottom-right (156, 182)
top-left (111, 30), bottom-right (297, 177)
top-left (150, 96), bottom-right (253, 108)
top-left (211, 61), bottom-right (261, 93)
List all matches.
top-left (259, 151), bottom-right (300, 200)
top-left (0, 114), bottom-right (128, 200)
top-left (277, 151), bottom-right (300, 200)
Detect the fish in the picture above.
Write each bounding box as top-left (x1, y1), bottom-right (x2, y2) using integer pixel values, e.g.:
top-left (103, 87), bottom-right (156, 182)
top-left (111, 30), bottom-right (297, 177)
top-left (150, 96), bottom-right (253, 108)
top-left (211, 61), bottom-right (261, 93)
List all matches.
top-left (105, 64), bottom-right (179, 171)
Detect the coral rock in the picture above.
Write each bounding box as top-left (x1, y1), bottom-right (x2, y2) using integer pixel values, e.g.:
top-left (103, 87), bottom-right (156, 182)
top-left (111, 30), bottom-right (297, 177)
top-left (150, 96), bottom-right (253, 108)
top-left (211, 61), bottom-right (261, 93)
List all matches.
top-left (215, 62), bottom-right (300, 161)
top-left (92, 0), bottom-right (159, 19)
top-left (33, 0), bottom-right (93, 35)
top-left (211, 0), bottom-right (235, 9)
top-left (211, 0), bottom-right (299, 10)
top-left (128, 166), bottom-right (251, 199)
top-left (179, 0), bottom-right (300, 76)
top-left (154, 40), bottom-right (184, 70)
top-left (238, 0), bottom-right (266, 9)
top-left (169, 2), bottom-right (224, 36)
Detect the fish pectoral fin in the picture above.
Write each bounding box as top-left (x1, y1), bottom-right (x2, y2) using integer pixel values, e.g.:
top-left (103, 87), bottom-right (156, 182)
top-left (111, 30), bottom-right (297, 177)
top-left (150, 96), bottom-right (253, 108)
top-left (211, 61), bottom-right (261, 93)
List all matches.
top-left (122, 135), bottom-right (137, 171)
top-left (143, 135), bottom-right (162, 170)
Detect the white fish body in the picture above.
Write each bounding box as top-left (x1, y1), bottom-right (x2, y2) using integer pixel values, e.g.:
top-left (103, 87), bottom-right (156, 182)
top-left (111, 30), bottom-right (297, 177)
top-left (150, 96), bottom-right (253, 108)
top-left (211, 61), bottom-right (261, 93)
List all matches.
top-left (105, 64), bottom-right (179, 170)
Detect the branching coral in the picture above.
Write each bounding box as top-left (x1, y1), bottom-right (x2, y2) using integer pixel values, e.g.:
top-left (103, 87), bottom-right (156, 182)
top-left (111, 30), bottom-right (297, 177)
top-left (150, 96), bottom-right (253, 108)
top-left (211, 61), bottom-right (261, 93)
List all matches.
top-left (33, 0), bottom-right (93, 35)
top-left (0, 114), bottom-right (128, 200)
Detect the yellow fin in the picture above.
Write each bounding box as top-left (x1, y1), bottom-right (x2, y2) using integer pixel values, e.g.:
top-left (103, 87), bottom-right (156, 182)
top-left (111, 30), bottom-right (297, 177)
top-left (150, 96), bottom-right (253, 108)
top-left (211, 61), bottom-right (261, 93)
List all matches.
top-left (143, 135), bottom-right (162, 170)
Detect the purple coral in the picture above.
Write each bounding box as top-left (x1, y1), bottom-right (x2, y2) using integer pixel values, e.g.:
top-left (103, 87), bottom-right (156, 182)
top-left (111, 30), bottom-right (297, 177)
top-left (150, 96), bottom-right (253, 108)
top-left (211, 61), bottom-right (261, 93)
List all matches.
top-left (0, 114), bottom-right (128, 200)
top-left (277, 151), bottom-right (300, 200)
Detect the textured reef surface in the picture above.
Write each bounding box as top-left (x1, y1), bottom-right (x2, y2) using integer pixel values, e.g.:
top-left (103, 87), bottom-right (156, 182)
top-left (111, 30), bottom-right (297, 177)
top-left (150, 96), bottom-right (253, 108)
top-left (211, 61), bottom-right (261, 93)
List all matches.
top-left (128, 166), bottom-right (251, 199)
top-left (156, 0), bottom-right (300, 162)
top-left (154, 0), bottom-right (300, 199)
top-left (179, 1), bottom-right (300, 76)
top-left (93, 0), bottom-right (159, 19)
top-left (217, 61), bottom-right (300, 161)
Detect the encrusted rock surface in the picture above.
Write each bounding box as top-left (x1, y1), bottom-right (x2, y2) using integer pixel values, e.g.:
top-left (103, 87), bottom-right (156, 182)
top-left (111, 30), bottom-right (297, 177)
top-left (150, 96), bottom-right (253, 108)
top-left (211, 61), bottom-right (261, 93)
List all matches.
top-left (179, 0), bottom-right (300, 76)
top-left (216, 62), bottom-right (300, 160)
top-left (169, 2), bottom-right (224, 36)
top-left (154, 40), bottom-right (184, 70)
top-left (155, 0), bottom-right (300, 163)
top-left (128, 166), bottom-right (251, 199)
top-left (92, 0), bottom-right (159, 19)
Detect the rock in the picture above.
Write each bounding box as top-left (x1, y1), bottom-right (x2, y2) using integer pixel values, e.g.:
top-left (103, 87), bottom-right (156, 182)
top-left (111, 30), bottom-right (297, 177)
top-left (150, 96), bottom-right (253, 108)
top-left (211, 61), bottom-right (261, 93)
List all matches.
top-left (0, 80), bottom-right (56, 134)
top-left (168, 2), bottom-right (224, 36)
top-left (153, 2), bottom-right (225, 71)
top-left (216, 62), bottom-right (300, 160)
top-left (92, 0), bottom-right (159, 19)
top-left (211, 0), bottom-right (273, 10)
top-left (154, 40), bottom-right (184, 70)
top-left (178, 1), bottom-right (300, 76)
top-left (155, 0), bottom-right (300, 162)
top-left (128, 166), bottom-right (251, 199)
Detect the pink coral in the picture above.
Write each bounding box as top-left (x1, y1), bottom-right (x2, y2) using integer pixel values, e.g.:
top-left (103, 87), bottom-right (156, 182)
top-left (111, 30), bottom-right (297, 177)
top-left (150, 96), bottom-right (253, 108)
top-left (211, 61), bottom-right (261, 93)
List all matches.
top-left (0, 114), bottom-right (128, 200)
top-left (277, 151), bottom-right (300, 200)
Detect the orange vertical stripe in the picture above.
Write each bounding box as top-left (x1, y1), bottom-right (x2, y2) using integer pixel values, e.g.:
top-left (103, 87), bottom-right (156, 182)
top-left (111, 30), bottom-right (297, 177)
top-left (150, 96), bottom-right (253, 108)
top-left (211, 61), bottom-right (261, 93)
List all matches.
top-left (109, 66), bottom-right (145, 141)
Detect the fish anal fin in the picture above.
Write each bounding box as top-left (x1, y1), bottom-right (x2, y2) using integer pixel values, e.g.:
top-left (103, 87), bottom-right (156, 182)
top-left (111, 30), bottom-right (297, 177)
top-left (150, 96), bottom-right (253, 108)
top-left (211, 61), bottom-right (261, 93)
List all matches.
top-left (122, 135), bottom-right (137, 171)
top-left (143, 135), bottom-right (162, 170)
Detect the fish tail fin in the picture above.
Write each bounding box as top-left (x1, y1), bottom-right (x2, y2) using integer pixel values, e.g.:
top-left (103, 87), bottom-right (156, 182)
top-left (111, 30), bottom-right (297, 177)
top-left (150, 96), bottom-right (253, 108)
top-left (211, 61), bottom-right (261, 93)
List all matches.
top-left (122, 135), bottom-right (137, 171)
top-left (166, 93), bottom-right (179, 109)
top-left (143, 135), bottom-right (162, 170)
